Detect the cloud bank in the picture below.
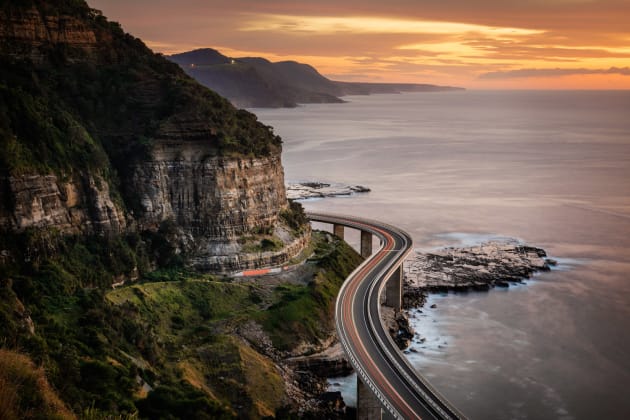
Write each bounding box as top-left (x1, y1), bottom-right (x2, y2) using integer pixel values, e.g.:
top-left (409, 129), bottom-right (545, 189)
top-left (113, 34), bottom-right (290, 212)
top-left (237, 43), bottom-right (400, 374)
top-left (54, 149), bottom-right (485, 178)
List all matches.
top-left (479, 67), bottom-right (630, 79)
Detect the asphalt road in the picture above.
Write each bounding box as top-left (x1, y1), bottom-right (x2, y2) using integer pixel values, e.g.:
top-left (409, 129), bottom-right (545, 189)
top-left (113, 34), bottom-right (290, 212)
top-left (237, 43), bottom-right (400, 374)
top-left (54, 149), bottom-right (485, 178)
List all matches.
top-left (308, 212), bottom-right (466, 420)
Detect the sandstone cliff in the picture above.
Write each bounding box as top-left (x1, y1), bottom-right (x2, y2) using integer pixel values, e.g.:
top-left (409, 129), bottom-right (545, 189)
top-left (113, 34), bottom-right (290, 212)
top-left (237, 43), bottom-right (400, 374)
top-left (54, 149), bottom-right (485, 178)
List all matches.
top-left (0, 4), bottom-right (99, 63)
top-left (0, 0), bottom-right (306, 272)
top-left (0, 173), bottom-right (125, 233)
top-left (133, 143), bottom-right (286, 238)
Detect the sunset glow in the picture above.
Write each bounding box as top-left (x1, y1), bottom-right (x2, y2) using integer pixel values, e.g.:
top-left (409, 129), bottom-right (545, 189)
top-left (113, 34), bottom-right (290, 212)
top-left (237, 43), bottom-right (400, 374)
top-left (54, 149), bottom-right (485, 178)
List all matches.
top-left (240, 15), bottom-right (541, 37)
top-left (90, 0), bottom-right (630, 89)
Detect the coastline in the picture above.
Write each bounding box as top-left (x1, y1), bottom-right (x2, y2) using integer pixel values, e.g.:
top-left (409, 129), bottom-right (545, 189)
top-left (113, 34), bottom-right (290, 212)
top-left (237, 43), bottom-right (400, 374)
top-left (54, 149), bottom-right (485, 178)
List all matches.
top-left (255, 90), bottom-right (630, 419)
top-left (322, 238), bottom-right (556, 408)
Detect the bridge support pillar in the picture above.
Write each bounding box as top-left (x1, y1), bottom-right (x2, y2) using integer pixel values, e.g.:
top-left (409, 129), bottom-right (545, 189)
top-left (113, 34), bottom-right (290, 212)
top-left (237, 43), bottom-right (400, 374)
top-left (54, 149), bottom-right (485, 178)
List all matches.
top-left (357, 377), bottom-right (383, 420)
top-left (333, 224), bottom-right (345, 240)
top-left (360, 231), bottom-right (373, 258)
top-left (385, 266), bottom-right (402, 311)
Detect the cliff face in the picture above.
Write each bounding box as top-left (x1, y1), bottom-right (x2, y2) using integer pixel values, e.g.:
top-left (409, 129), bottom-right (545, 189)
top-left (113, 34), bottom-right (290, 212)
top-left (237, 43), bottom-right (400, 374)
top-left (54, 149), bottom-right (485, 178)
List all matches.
top-left (0, 173), bottom-right (125, 233)
top-left (133, 142), bottom-right (286, 238)
top-left (0, 0), bottom-right (305, 272)
top-left (0, 6), bottom-right (99, 63)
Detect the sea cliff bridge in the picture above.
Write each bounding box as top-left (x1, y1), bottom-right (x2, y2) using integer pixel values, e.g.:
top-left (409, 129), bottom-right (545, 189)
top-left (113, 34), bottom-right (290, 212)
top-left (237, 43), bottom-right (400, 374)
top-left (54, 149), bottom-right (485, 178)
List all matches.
top-left (308, 213), bottom-right (466, 420)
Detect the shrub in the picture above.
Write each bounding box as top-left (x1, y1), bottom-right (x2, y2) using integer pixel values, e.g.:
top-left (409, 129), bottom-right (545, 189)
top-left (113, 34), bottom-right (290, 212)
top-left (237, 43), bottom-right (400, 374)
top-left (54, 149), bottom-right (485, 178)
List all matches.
top-left (136, 382), bottom-right (233, 420)
top-left (0, 349), bottom-right (74, 420)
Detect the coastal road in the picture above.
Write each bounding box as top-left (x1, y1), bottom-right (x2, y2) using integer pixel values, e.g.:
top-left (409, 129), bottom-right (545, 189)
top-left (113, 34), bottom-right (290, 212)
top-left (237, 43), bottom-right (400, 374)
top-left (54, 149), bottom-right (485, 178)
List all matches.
top-left (307, 212), bottom-right (466, 420)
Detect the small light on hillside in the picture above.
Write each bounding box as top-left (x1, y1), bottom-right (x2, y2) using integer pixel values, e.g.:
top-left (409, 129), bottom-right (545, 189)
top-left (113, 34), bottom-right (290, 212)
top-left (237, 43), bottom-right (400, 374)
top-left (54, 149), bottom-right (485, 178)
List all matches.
top-left (230, 59), bottom-right (236, 64)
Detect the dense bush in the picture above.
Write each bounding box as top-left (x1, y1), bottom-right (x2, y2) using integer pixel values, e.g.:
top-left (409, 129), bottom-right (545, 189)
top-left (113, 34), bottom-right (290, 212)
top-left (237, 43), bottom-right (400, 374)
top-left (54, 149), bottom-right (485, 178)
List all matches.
top-left (0, 348), bottom-right (74, 419)
top-left (280, 200), bottom-right (309, 233)
top-left (136, 382), bottom-right (233, 420)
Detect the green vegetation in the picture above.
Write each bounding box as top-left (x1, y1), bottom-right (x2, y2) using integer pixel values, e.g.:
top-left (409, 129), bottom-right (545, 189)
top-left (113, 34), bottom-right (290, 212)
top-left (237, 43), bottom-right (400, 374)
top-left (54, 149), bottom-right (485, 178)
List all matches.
top-left (280, 200), bottom-right (310, 234)
top-left (239, 234), bottom-right (285, 253)
top-left (258, 235), bottom-right (362, 350)
top-left (0, 82), bottom-right (109, 175)
top-left (0, 231), bottom-right (361, 418)
top-left (0, 228), bottom-right (212, 416)
top-left (0, 348), bottom-right (74, 420)
top-left (136, 382), bottom-right (231, 420)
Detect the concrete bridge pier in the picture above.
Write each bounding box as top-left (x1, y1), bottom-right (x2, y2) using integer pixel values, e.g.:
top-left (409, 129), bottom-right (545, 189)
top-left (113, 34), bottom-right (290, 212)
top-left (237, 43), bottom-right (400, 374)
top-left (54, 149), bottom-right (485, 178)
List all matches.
top-left (357, 377), bottom-right (384, 419)
top-left (333, 223), bottom-right (345, 240)
top-left (361, 231), bottom-right (373, 258)
top-left (385, 266), bottom-right (402, 311)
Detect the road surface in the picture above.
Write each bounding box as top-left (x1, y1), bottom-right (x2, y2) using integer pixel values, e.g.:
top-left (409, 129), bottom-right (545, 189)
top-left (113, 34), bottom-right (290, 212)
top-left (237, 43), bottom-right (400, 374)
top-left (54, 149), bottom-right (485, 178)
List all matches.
top-left (308, 212), bottom-right (466, 420)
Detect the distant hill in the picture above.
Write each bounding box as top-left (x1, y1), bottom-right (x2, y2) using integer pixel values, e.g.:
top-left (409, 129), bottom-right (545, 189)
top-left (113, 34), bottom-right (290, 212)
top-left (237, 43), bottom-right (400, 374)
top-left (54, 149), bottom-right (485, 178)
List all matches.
top-left (168, 48), bottom-right (464, 108)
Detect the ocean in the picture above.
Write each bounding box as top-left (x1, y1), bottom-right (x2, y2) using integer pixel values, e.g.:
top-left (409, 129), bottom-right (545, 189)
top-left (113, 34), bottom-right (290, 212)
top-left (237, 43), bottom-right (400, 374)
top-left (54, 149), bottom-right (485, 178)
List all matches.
top-left (252, 90), bottom-right (630, 419)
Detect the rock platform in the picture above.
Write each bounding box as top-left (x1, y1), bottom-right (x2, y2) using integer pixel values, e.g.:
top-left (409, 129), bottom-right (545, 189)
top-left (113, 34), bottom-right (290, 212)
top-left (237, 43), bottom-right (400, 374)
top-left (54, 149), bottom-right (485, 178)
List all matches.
top-left (404, 241), bottom-right (555, 297)
top-left (286, 182), bottom-right (370, 200)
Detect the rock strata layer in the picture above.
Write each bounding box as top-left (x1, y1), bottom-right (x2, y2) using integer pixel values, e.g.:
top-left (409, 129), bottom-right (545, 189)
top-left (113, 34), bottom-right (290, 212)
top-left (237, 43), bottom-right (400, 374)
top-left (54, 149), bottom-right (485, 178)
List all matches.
top-left (0, 173), bottom-right (125, 234)
top-left (133, 149), bottom-right (287, 239)
top-left (0, 7), bottom-right (98, 63)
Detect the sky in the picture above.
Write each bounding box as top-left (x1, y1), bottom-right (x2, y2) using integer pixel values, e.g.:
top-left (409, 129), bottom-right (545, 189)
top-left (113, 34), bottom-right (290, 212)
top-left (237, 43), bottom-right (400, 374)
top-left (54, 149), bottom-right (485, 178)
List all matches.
top-left (89, 0), bottom-right (630, 89)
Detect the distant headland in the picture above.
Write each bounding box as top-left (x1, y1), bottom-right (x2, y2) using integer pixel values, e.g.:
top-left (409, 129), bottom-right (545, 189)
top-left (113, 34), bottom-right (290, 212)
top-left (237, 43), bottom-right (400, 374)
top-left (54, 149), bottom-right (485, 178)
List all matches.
top-left (168, 48), bottom-right (464, 108)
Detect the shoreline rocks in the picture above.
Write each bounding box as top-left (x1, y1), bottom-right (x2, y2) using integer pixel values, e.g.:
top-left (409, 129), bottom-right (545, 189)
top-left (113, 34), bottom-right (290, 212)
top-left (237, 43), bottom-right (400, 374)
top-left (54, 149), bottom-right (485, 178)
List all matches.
top-left (391, 240), bottom-right (554, 347)
top-left (320, 238), bottom-right (555, 410)
top-left (382, 306), bottom-right (416, 349)
top-left (287, 342), bottom-right (353, 378)
top-left (286, 181), bottom-right (370, 200)
top-left (404, 241), bottom-right (553, 297)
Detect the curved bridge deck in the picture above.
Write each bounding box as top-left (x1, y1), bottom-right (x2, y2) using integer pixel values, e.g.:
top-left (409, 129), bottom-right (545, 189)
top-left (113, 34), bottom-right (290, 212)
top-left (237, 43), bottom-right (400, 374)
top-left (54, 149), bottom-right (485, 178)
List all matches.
top-left (308, 212), bottom-right (466, 420)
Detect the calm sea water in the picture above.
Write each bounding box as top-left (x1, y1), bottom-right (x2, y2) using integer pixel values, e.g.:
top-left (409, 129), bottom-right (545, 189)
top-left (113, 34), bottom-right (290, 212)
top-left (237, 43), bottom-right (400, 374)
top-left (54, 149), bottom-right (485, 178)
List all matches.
top-left (252, 91), bottom-right (630, 420)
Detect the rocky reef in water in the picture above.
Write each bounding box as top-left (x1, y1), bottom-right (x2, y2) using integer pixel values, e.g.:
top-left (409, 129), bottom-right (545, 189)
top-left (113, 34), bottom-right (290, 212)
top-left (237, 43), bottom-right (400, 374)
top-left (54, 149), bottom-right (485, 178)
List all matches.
top-left (385, 240), bottom-right (556, 348)
top-left (286, 181), bottom-right (370, 200)
top-left (404, 241), bottom-right (555, 295)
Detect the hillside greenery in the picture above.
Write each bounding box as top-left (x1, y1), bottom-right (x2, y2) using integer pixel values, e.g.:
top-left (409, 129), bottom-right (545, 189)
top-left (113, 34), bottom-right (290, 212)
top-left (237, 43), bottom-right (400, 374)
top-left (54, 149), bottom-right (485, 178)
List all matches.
top-left (0, 230), bottom-right (361, 418)
top-left (0, 0), bottom-right (282, 183)
top-left (0, 348), bottom-right (75, 420)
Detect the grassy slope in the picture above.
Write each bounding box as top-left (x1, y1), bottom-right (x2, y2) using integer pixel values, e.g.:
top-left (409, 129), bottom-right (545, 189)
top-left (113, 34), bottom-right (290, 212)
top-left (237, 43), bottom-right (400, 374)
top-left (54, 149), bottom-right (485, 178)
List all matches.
top-left (0, 349), bottom-right (75, 420)
top-left (259, 235), bottom-right (363, 351)
top-left (0, 231), bottom-right (361, 418)
top-left (102, 232), bottom-right (361, 418)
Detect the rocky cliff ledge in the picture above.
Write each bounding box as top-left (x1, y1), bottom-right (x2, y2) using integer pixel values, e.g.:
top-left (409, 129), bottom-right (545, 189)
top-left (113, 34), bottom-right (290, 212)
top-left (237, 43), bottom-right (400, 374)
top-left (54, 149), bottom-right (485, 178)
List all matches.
top-left (0, 4), bottom-right (99, 63)
top-left (0, 172), bottom-right (125, 234)
top-left (134, 144), bottom-right (287, 238)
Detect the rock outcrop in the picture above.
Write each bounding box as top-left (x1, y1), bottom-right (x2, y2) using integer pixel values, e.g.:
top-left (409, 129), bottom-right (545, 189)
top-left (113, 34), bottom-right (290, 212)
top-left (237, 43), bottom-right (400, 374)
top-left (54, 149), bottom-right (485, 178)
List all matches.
top-left (287, 343), bottom-right (353, 378)
top-left (0, 173), bottom-right (125, 234)
top-left (133, 147), bottom-right (286, 238)
top-left (382, 306), bottom-right (416, 350)
top-left (404, 241), bottom-right (552, 293)
top-left (286, 182), bottom-right (370, 200)
top-left (0, 6), bottom-right (99, 63)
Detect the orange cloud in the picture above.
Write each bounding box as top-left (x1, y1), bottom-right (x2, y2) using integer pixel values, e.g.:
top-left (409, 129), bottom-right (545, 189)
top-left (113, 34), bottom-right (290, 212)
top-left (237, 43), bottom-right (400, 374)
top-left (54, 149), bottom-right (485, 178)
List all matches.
top-left (479, 67), bottom-right (630, 79)
top-left (89, 0), bottom-right (630, 89)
